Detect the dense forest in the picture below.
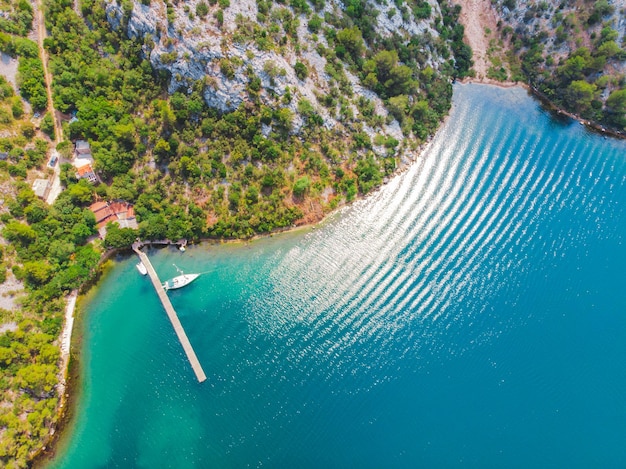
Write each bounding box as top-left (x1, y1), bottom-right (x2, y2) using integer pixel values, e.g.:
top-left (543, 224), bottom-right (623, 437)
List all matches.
top-left (51, 0), bottom-right (470, 240)
top-left (0, 0), bottom-right (472, 465)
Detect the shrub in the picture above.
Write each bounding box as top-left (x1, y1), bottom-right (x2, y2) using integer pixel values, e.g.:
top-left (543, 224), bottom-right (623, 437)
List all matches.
top-left (294, 61), bottom-right (308, 80)
top-left (196, 1), bottom-right (209, 17)
top-left (220, 58), bottom-right (235, 79)
top-left (308, 15), bottom-right (322, 33)
top-left (215, 9), bottom-right (224, 27)
top-left (41, 113), bottom-right (54, 138)
top-left (293, 176), bottom-right (310, 197)
top-left (11, 97), bottom-right (24, 118)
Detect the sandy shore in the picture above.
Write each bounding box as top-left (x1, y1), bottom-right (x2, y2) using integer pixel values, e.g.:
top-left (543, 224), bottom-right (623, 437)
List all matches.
top-left (56, 291), bottom-right (77, 405)
top-left (460, 76), bottom-right (523, 89)
top-left (60, 292), bottom-right (77, 358)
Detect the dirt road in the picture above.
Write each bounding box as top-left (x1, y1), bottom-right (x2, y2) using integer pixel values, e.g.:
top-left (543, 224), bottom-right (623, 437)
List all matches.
top-left (454, 0), bottom-right (499, 80)
top-left (36, 0), bottom-right (62, 144)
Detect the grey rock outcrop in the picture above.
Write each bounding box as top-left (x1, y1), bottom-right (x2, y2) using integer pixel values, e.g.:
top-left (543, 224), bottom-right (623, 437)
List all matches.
top-left (105, 0), bottom-right (446, 145)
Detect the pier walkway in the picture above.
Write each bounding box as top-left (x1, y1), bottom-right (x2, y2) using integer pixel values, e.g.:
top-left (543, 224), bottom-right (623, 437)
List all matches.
top-left (134, 247), bottom-right (207, 383)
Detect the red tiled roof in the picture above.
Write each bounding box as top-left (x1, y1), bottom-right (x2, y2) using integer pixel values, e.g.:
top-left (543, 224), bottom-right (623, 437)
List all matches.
top-left (109, 202), bottom-right (125, 214)
top-left (96, 215), bottom-right (117, 229)
top-left (90, 201), bottom-right (136, 232)
top-left (90, 201), bottom-right (108, 213)
top-left (76, 165), bottom-right (94, 177)
top-left (93, 208), bottom-right (113, 224)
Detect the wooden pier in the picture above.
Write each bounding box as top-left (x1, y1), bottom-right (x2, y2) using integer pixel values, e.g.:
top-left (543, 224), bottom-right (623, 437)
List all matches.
top-left (133, 247), bottom-right (207, 383)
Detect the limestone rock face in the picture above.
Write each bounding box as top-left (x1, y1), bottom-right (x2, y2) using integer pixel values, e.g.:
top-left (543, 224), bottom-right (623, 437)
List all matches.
top-left (491, 0), bottom-right (626, 79)
top-left (105, 0), bottom-right (445, 142)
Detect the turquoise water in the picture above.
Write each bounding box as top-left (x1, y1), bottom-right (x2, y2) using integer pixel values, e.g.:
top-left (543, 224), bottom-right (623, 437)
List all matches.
top-left (51, 84), bottom-right (626, 468)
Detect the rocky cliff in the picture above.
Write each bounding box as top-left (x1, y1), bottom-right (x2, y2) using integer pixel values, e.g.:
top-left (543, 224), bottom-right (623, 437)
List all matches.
top-left (105, 0), bottom-right (449, 149)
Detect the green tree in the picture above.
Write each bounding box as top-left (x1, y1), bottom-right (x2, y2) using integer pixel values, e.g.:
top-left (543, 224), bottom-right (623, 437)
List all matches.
top-left (11, 97), bottom-right (24, 119)
top-left (103, 222), bottom-right (137, 248)
top-left (606, 89), bottom-right (626, 128)
top-left (15, 364), bottom-right (57, 397)
top-left (307, 15), bottom-right (322, 33)
top-left (606, 89), bottom-right (626, 113)
top-left (294, 62), bottom-right (308, 80)
top-left (17, 57), bottom-right (47, 110)
top-left (596, 41), bottom-right (621, 60)
top-left (41, 113), bottom-right (55, 138)
top-left (68, 180), bottom-right (95, 205)
top-left (153, 138), bottom-right (171, 163)
top-left (565, 80), bottom-right (597, 115)
top-left (274, 107), bottom-right (293, 134)
top-left (336, 27), bottom-right (365, 60)
top-left (355, 155), bottom-right (382, 193)
top-left (48, 239), bottom-right (76, 265)
top-left (293, 176), bottom-right (310, 197)
top-left (3, 221), bottom-right (36, 244)
top-left (387, 94), bottom-right (409, 122)
top-left (22, 260), bottom-right (54, 286)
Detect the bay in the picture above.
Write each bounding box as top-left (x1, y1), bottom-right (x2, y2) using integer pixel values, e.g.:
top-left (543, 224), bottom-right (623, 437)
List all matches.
top-left (50, 84), bottom-right (626, 468)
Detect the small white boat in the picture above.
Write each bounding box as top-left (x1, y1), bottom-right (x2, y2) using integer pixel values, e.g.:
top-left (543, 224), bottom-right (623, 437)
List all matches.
top-left (162, 264), bottom-right (199, 291)
top-left (136, 262), bottom-right (148, 275)
top-left (179, 245), bottom-right (186, 252)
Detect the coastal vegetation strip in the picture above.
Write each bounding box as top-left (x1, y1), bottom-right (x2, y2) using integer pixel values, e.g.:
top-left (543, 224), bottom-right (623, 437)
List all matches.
top-left (458, 0), bottom-right (626, 134)
top-left (0, 1), bottom-right (76, 466)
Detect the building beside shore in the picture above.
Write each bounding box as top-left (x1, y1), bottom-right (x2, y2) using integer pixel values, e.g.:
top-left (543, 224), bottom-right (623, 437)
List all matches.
top-left (89, 200), bottom-right (138, 238)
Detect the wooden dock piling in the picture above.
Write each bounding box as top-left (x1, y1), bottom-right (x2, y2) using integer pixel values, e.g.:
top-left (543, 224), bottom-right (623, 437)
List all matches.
top-left (134, 247), bottom-right (207, 383)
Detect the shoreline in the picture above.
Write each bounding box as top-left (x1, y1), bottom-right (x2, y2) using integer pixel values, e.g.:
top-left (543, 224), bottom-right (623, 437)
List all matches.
top-left (27, 292), bottom-right (76, 466)
top-left (30, 79), bottom-right (621, 467)
top-left (459, 76), bottom-right (525, 90)
top-left (29, 112), bottom-right (439, 466)
top-left (30, 258), bottom-right (117, 468)
top-left (527, 85), bottom-right (626, 141)
top-left (462, 76), bottom-right (625, 140)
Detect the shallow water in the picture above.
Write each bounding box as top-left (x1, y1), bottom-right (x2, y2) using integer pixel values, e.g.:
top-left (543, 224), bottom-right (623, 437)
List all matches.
top-left (50, 84), bottom-right (626, 468)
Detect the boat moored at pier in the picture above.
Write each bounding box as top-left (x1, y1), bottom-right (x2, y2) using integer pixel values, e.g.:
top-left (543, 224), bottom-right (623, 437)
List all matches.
top-left (162, 265), bottom-right (200, 291)
top-left (136, 262), bottom-right (148, 275)
top-left (163, 273), bottom-right (200, 290)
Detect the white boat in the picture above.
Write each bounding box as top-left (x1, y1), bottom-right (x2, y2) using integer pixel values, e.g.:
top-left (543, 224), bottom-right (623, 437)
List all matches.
top-left (136, 262), bottom-right (148, 275)
top-left (162, 265), bottom-right (199, 291)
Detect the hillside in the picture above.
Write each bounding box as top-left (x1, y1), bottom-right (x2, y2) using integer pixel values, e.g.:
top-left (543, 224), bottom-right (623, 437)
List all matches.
top-left (33, 0), bottom-right (474, 241)
top-left (465, 0), bottom-right (626, 132)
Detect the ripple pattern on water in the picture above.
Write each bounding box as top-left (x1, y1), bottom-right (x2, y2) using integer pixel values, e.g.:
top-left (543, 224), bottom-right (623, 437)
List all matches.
top-left (53, 84), bottom-right (626, 469)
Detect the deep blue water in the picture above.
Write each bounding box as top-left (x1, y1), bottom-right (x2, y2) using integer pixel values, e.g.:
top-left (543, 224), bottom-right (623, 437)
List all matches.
top-left (50, 84), bottom-right (626, 468)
